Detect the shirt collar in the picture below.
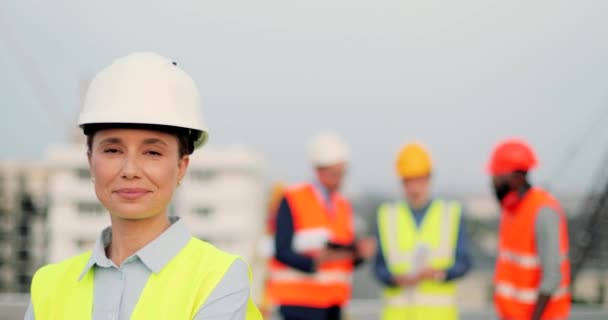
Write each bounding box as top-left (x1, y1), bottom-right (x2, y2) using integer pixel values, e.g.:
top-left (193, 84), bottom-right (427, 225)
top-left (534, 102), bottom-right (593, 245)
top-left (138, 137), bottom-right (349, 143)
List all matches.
top-left (137, 217), bottom-right (191, 273)
top-left (311, 180), bottom-right (332, 203)
top-left (78, 216), bottom-right (191, 280)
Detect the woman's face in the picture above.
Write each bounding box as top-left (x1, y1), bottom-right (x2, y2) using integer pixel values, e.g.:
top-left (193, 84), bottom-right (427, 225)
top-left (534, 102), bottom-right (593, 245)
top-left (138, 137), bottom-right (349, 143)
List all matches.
top-left (88, 128), bottom-right (189, 220)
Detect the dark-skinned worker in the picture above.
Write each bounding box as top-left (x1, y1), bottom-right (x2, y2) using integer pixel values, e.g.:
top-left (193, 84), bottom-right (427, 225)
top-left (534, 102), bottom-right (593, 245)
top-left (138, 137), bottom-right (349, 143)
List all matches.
top-left (487, 138), bottom-right (570, 320)
top-left (374, 142), bottom-right (472, 320)
top-left (266, 132), bottom-right (376, 320)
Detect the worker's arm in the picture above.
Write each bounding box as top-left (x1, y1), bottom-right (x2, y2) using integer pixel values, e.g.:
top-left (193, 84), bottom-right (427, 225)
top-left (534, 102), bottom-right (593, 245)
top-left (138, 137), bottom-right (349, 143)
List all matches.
top-left (531, 207), bottom-right (562, 320)
top-left (444, 212), bottom-right (473, 282)
top-left (327, 241), bottom-right (365, 267)
top-left (23, 301), bottom-right (34, 320)
top-left (193, 259), bottom-right (251, 320)
top-left (274, 198), bottom-right (316, 273)
top-left (531, 294), bottom-right (552, 320)
top-left (372, 225), bottom-right (397, 287)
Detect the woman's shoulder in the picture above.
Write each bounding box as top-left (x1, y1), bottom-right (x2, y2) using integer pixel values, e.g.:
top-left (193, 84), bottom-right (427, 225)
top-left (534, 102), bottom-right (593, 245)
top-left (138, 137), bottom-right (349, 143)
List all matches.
top-left (38, 251), bottom-right (91, 272)
top-left (187, 238), bottom-right (246, 270)
top-left (32, 251), bottom-right (93, 286)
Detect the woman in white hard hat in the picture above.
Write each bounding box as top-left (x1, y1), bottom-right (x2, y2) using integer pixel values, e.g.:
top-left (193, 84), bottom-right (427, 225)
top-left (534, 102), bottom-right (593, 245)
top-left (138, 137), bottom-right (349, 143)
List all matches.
top-left (25, 52), bottom-right (262, 320)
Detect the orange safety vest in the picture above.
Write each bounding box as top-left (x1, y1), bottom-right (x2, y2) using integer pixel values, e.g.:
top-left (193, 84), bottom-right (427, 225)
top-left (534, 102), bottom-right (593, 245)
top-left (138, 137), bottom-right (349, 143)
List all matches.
top-left (494, 187), bottom-right (571, 320)
top-left (267, 183), bottom-right (355, 308)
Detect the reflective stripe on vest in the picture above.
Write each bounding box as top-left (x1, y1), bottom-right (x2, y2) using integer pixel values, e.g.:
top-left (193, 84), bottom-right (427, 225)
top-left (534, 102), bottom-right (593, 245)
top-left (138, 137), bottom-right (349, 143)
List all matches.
top-left (269, 269), bottom-right (352, 284)
top-left (292, 227), bottom-right (332, 253)
top-left (385, 291), bottom-right (457, 307)
top-left (267, 183), bottom-right (355, 308)
top-left (495, 282), bottom-right (570, 304)
top-left (494, 187), bottom-right (571, 319)
top-left (498, 250), bottom-right (569, 269)
top-left (258, 227), bottom-right (331, 258)
top-left (31, 238), bottom-right (262, 320)
top-left (498, 250), bottom-right (540, 268)
top-left (377, 199), bottom-right (461, 320)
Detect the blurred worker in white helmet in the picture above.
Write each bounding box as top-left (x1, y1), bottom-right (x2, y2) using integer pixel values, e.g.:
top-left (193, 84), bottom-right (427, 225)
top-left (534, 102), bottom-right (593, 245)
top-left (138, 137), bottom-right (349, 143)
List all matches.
top-left (25, 52), bottom-right (262, 320)
top-left (266, 132), bottom-right (376, 320)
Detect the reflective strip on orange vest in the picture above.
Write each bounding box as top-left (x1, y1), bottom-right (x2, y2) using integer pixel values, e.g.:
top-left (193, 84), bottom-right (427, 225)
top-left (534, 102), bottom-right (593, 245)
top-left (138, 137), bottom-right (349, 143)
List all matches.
top-left (495, 282), bottom-right (570, 304)
top-left (385, 291), bottom-right (456, 307)
top-left (498, 250), bottom-right (540, 268)
top-left (498, 250), bottom-right (569, 269)
top-left (258, 228), bottom-right (331, 258)
top-left (269, 269), bottom-right (352, 284)
top-left (292, 227), bottom-right (331, 253)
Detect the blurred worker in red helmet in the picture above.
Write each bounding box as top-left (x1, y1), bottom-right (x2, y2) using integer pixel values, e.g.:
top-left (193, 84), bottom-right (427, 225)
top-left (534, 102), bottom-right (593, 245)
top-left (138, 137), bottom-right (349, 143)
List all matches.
top-left (487, 138), bottom-right (571, 320)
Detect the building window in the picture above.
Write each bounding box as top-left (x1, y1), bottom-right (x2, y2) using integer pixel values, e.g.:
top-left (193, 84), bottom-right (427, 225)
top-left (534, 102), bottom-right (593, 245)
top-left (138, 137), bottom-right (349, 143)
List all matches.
top-left (193, 206), bottom-right (215, 218)
top-left (190, 170), bottom-right (216, 182)
top-left (76, 168), bottom-right (91, 180)
top-left (76, 202), bottom-right (105, 217)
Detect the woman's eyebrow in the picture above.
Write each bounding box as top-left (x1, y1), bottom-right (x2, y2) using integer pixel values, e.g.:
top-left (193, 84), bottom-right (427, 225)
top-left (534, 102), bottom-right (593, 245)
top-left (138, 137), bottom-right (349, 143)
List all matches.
top-left (142, 138), bottom-right (168, 147)
top-left (98, 137), bottom-right (122, 145)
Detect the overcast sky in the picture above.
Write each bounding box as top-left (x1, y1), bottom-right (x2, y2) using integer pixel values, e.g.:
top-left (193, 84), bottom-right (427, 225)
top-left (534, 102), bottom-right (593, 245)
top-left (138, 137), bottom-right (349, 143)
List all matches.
top-left (1, 1), bottom-right (608, 196)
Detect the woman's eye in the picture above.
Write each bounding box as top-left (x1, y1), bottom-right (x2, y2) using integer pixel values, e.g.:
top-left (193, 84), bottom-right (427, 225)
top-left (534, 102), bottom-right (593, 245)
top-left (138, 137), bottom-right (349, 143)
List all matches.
top-left (146, 150), bottom-right (162, 156)
top-left (103, 148), bottom-right (120, 154)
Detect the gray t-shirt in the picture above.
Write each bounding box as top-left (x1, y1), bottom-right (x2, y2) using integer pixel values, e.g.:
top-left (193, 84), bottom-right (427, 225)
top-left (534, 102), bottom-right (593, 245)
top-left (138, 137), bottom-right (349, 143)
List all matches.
top-left (535, 207), bottom-right (563, 294)
top-left (25, 217), bottom-right (250, 320)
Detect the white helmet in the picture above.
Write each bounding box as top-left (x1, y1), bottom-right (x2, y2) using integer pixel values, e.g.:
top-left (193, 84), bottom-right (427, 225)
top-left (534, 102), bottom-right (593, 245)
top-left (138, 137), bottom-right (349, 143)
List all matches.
top-left (308, 132), bottom-right (349, 167)
top-left (78, 52), bottom-right (208, 150)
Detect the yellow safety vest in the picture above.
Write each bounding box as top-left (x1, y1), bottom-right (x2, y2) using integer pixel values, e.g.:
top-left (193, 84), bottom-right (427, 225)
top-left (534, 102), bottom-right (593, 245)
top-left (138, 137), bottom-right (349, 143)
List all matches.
top-left (30, 237), bottom-right (262, 320)
top-left (377, 200), bottom-right (461, 320)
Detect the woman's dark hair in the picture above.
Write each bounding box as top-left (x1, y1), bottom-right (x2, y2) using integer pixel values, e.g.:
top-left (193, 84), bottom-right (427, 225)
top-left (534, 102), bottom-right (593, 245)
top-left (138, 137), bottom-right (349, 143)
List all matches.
top-left (83, 123), bottom-right (196, 158)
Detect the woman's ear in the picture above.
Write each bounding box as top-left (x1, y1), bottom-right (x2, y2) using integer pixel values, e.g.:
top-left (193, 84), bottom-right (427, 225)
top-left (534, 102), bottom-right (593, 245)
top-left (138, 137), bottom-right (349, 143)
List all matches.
top-left (178, 155), bottom-right (190, 182)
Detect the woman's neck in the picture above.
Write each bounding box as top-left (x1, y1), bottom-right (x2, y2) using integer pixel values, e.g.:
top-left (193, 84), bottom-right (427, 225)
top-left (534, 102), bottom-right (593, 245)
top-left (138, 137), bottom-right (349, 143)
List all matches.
top-left (106, 213), bottom-right (171, 267)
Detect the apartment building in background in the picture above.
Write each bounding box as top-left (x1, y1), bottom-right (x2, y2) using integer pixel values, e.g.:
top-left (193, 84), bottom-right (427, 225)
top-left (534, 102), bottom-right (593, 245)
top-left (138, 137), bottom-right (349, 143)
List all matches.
top-left (0, 162), bottom-right (48, 292)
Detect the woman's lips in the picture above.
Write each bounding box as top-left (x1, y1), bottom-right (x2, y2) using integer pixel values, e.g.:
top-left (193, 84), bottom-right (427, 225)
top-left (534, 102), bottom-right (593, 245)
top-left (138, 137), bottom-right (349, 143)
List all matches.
top-left (114, 188), bottom-right (150, 200)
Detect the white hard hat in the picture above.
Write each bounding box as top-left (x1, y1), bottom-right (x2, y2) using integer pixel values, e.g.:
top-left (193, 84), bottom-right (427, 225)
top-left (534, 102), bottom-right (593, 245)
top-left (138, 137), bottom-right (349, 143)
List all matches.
top-left (78, 52), bottom-right (208, 150)
top-left (308, 132), bottom-right (349, 167)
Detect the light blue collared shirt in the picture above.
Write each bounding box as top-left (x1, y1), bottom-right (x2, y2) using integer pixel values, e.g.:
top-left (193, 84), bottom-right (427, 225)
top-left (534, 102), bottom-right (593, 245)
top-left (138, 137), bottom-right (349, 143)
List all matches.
top-left (311, 180), bottom-right (333, 211)
top-left (25, 217), bottom-right (250, 320)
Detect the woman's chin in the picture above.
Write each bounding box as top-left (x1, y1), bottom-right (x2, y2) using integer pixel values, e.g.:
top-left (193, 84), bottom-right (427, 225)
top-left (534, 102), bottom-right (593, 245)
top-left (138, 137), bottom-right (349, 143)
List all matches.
top-left (109, 206), bottom-right (161, 221)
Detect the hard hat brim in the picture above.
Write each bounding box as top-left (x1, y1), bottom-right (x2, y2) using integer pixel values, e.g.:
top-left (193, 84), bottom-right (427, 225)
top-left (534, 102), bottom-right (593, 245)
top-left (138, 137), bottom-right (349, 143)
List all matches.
top-left (80, 122), bottom-right (208, 152)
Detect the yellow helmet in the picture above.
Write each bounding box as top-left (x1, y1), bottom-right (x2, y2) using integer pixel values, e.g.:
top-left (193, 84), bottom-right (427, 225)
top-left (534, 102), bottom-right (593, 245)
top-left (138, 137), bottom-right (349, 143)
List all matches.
top-left (395, 142), bottom-right (433, 178)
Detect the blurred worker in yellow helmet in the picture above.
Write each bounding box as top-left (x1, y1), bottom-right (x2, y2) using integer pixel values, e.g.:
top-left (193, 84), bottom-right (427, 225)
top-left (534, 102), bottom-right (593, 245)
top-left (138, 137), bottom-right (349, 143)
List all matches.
top-left (373, 142), bottom-right (473, 320)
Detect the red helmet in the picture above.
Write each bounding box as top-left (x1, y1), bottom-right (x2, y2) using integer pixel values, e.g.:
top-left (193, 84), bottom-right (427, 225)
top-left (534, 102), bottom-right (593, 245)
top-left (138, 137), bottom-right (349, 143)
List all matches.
top-left (487, 138), bottom-right (538, 175)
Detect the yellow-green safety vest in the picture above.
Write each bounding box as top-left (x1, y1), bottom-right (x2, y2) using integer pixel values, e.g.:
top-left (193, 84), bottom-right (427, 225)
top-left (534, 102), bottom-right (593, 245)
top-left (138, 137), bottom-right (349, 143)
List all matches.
top-left (31, 237), bottom-right (262, 319)
top-left (377, 200), bottom-right (461, 320)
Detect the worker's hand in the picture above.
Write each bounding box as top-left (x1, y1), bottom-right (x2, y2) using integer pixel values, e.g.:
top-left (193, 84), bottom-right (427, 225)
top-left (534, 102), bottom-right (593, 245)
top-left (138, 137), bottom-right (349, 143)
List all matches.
top-left (394, 274), bottom-right (421, 288)
top-left (316, 249), bottom-right (355, 264)
top-left (355, 237), bottom-right (377, 259)
top-left (418, 267), bottom-right (446, 281)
